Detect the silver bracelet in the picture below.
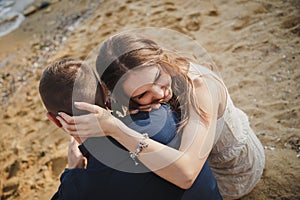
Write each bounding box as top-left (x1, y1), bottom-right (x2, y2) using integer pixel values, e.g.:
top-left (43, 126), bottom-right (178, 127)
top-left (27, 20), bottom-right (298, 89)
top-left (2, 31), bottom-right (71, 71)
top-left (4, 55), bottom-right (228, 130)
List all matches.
top-left (129, 133), bottom-right (149, 166)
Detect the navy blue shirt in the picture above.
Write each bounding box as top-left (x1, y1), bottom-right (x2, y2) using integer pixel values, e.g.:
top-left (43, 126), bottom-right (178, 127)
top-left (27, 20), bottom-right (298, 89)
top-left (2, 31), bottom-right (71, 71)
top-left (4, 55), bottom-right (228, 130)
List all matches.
top-left (51, 104), bottom-right (222, 200)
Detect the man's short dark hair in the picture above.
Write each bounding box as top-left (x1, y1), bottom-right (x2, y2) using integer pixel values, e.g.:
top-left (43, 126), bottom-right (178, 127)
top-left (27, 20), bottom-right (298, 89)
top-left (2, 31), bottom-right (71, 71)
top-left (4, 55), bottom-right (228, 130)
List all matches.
top-left (39, 58), bottom-right (105, 116)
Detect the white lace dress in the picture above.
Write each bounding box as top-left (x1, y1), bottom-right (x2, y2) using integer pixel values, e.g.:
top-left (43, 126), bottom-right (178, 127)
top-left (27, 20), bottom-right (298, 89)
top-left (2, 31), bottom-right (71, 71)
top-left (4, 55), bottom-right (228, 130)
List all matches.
top-left (188, 63), bottom-right (265, 199)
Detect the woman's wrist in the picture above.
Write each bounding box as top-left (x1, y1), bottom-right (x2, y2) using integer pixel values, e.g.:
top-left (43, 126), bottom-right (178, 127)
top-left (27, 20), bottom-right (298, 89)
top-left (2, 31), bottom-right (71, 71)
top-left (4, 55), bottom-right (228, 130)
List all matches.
top-left (104, 115), bottom-right (126, 137)
top-left (108, 119), bottom-right (144, 152)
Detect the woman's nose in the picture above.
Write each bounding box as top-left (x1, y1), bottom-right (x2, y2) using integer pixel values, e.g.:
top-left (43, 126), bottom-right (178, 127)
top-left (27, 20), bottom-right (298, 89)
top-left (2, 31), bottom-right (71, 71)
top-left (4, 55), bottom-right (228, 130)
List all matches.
top-left (151, 85), bottom-right (165, 99)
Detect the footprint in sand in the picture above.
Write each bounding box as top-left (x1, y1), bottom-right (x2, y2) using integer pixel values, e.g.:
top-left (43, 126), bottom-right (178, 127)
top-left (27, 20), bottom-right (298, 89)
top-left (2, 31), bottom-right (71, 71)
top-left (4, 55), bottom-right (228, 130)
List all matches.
top-left (184, 12), bottom-right (201, 31)
top-left (6, 160), bottom-right (20, 179)
top-left (230, 16), bottom-right (251, 31)
top-left (1, 177), bottom-right (19, 199)
top-left (46, 156), bottom-right (67, 178)
top-left (285, 135), bottom-right (300, 153)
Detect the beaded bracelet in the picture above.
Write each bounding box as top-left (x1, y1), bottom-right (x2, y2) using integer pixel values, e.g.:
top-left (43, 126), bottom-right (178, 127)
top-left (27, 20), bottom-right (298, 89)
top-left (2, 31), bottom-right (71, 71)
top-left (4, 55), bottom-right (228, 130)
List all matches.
top-left (129, 133), bottom-right (149, 166)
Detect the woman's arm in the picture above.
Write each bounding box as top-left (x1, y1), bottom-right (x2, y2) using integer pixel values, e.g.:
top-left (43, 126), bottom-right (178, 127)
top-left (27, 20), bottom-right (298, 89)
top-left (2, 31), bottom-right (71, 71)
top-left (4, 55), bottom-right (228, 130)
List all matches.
top-left (57, 75), bottom-right (226, 189)
top-left (111, 76), bottom-right (222, 189)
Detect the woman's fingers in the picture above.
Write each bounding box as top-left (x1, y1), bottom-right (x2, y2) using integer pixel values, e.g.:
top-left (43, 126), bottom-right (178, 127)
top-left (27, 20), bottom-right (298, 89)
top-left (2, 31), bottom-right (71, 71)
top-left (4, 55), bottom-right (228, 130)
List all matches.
top-left (129, 109), bottom-right (139, 114)
top-left (129, 103), bottom-right (161, 114)
top-left (58, 112), bottom-right (75, 124)
top-left (58, 112), bottom-right (95, 125)
top-left (151, 103), bottom-right (161, 110)
top-left (69, 130), bottom-right (93, 138)
top-left (57, 115), bottom-right (95, 130)
top-left (57, 116), bottom-right (91, 137)
top-left (56, 116), bottom-right (78, 132)
top-left (74, 102), bottom-right (102, 114)
top-left (137, 104), bottom-right (152, 110)
top-left (57, 113), bottom-right (104, 137)
top-left (56, 102), bottom-right (110, 137)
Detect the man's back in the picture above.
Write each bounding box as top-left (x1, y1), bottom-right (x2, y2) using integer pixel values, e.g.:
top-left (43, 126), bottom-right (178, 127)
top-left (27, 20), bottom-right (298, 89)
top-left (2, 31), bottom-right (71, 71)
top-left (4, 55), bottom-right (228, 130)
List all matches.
top-left (53, 153), bottom-right (183, 200)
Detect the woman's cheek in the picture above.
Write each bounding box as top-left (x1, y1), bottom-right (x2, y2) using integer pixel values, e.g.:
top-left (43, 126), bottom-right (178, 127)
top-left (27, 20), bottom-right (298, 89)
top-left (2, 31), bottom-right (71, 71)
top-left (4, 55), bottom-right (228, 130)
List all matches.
top-left (137, 96), bottom-right (152, 105)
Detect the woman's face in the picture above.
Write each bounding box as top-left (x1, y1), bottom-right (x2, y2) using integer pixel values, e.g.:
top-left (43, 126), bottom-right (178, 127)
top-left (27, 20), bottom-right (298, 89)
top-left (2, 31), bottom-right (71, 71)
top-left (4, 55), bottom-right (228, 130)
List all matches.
top-left (122, 66), bottom-right (173, 108)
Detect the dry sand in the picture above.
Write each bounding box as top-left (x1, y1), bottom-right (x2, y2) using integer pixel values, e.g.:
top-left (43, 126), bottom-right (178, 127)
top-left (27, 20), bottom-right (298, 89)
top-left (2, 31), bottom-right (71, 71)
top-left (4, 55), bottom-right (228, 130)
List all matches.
top-left (0, 0), bottom-right (299, 199)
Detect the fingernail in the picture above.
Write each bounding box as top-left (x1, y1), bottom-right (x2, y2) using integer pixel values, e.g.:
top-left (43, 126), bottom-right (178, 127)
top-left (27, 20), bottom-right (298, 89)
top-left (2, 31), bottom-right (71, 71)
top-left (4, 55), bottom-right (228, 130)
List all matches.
top-left (58, 112), bottom-right (62, 116)
top-left (132, 109), bottom-right (139, 114)
top-left (74, 102), bottom-right (80, 107)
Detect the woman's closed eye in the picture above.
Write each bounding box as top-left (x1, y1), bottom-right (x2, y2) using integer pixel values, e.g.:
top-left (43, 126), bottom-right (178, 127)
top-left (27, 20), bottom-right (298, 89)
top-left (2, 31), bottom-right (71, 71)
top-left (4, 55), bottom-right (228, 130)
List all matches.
top-left (132, 91), bottom-right (147, 100)
top-left (136, 92), bottom-right (146, 99)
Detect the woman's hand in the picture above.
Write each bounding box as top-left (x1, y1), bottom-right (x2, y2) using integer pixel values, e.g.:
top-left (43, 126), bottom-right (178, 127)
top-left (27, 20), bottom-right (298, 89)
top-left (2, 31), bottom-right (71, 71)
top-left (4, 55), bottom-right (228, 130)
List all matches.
top-left (56, 102), bottom-right (120, 138)
top-left (129, 103), bottom-right (161, 114)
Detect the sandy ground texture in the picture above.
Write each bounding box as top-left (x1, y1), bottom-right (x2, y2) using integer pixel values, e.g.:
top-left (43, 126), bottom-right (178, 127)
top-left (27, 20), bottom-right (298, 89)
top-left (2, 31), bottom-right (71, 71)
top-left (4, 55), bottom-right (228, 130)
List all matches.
top-left (0, 0), bottom-right (299, 199)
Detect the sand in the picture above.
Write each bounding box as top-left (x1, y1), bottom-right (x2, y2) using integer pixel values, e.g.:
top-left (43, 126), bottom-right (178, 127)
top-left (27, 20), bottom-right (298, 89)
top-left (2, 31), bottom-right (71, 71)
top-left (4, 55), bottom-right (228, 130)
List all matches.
top-left (0, 0), bottom-right (299, 199)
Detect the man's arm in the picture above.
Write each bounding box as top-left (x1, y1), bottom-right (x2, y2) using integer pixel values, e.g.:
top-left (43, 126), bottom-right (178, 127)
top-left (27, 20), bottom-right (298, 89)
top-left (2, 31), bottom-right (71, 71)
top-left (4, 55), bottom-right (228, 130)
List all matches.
top-left (51, 137), bottom-right (86, 200)
top-left (68, 137), bottom-right (87, 168)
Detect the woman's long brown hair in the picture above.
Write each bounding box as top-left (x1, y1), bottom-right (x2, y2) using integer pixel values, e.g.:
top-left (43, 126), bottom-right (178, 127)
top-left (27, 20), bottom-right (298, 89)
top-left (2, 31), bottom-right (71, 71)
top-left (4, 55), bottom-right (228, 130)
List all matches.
top-left (96, 33), bottom-right (209, 132)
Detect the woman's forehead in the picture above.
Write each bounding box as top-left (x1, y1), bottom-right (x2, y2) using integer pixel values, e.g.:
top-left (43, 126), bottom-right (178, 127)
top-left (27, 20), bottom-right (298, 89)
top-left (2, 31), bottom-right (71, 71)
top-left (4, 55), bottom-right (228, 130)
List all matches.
top-left (122, 66), bottom-right (159, 94)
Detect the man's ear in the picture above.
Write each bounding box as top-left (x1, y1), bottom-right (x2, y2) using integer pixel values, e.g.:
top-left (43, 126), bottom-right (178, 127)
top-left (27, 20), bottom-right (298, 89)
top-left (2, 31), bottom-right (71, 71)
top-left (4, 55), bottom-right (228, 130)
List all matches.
top-left (46, 112), bottom-right (62, 127)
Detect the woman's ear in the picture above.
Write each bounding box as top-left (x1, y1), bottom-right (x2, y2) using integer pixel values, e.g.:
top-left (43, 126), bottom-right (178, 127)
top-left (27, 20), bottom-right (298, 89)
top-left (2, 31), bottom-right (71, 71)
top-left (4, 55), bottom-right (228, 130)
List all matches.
top-left (46, 112), bottom-right (62, 127)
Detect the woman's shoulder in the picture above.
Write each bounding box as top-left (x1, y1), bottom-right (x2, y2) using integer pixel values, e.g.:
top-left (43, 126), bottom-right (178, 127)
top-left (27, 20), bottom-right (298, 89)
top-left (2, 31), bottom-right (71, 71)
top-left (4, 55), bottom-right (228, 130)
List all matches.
top-left (189, 63), bottom-right (228, 118)
top-left (188, 62), bottom-right (222, 80)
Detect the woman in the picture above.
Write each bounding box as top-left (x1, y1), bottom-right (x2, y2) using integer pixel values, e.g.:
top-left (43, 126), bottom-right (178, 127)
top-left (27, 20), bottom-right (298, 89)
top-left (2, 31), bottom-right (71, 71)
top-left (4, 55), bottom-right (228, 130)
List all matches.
top-left (57, 32), bottom-right (265, 199)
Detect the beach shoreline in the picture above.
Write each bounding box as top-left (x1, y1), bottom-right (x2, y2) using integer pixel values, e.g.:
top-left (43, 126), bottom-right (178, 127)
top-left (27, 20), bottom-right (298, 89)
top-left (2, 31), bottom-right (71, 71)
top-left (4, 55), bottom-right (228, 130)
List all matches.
top-left (0, 0), bottom-right (102, 107)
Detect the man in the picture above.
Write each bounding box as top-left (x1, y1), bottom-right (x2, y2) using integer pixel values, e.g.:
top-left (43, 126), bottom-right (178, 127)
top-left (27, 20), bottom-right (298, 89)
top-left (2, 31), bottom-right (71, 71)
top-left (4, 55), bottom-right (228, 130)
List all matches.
top-left (39, 58), bottom-right (221, 200)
